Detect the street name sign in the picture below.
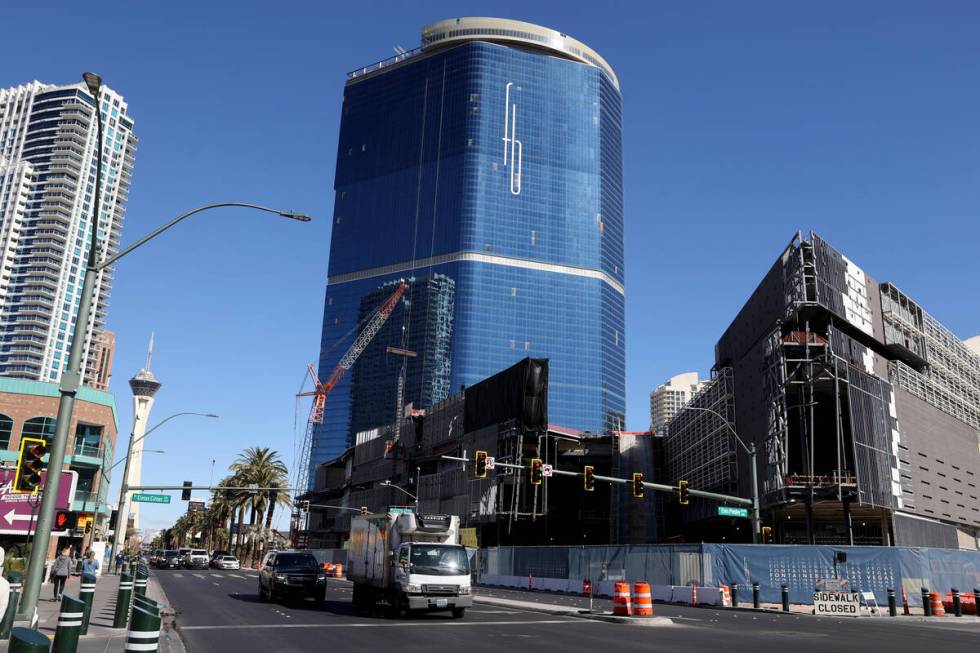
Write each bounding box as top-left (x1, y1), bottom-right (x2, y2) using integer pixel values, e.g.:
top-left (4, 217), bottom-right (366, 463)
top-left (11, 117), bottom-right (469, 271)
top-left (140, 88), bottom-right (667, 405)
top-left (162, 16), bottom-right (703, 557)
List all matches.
top-left (717, 506), bottom-right (749, 518)
top-left (133, 493), bottom-right (171, 504)
top-left (813, 591), bottom-right (861, 617)
top-left (0, 468), bottom-right (78, 535)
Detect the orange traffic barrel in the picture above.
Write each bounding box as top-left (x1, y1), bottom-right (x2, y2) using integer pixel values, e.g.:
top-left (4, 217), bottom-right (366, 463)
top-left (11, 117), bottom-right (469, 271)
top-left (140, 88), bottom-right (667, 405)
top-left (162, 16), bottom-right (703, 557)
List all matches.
top-left (930, 592), bottom-right (945, 616)
top-left (633, 582), bottom-right (654, 616)
top-left (334, 563), bottom-right (344, 578)
top-left (720, 584), bottom-right (732, 607)
top-left (323, 562), bottom-right (334, 572)
top-left (942, 592), bottom-right (977, 616)
top-left (613, 581), bottom-right (632, 616)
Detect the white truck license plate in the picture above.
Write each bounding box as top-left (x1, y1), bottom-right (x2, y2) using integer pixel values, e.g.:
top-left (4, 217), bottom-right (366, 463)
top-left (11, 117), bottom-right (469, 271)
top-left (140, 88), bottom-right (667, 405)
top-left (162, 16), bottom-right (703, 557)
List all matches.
top-left (435, 599), bottom-right (448, 608)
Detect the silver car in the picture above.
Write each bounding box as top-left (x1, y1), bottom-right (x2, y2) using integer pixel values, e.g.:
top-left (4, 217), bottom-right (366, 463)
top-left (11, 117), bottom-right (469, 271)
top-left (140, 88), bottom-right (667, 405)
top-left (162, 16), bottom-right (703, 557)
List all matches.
top-left (215, 555), bottom-right (240, 570)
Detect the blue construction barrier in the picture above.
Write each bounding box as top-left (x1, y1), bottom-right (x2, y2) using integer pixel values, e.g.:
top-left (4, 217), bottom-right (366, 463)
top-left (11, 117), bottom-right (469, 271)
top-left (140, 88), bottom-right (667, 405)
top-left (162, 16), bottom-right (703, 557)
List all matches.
top-left (478, 543), bottom-right (980, 606)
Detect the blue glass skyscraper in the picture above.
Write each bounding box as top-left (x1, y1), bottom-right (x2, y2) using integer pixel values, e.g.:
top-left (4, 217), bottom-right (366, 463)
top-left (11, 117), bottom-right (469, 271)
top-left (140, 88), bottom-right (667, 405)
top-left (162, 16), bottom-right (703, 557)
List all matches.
top-left (310, 18), bottom-right (625, 475)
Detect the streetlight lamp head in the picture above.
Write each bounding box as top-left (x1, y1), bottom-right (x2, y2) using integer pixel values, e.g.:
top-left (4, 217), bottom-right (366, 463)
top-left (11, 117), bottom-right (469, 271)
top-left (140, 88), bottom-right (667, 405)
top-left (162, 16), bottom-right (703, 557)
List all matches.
top-left (204, 413), bottom-right (219, 418)
top-left (82, 72), bottom-right (102, 97)
top-left (278, 210), bottom-right (312, 222)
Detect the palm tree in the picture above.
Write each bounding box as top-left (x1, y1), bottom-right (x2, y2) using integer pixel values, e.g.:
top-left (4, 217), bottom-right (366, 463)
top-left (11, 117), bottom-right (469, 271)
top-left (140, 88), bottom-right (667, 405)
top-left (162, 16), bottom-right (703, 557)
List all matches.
top-left (229, 447), bottom-right (288, 564)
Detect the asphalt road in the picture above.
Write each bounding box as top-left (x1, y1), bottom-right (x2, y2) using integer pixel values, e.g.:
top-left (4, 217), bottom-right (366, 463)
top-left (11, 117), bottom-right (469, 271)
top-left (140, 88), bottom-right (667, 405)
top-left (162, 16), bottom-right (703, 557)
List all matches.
top-left (153, 569), bottom-right (980, 653)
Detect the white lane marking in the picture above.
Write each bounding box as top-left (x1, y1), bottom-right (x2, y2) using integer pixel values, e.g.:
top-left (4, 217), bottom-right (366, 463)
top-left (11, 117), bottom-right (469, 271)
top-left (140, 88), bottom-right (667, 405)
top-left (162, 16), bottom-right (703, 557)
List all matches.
top-left (173, 573), bottom-right (184, 578)
top-left (229, 574), bottom-right (245, 579)
top-left (180, 620), bottom-right (596, 631)
top-left (213, 582), bottom-right (220, 586)
top-left (210, 574), bottom-right (223, 578)
top-left (193, 574), bottom-right (206, 579)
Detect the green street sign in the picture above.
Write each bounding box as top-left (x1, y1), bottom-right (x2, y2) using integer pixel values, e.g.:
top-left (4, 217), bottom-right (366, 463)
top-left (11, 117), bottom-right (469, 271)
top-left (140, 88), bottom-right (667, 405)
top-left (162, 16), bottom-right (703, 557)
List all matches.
top-left (132, 493), bottom-right (171, 504)
top-left (717, 506), bottom-right (749, 518)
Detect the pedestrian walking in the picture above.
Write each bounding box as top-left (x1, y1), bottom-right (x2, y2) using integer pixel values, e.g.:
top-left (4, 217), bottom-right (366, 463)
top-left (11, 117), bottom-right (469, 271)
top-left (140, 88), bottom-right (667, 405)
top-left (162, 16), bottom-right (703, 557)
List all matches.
top-left (51, 547), bottom-right (72, 601)
top-left (115, 551), bottom-right (124, 574)
top-left (82, 550), bottom-right (100, 576)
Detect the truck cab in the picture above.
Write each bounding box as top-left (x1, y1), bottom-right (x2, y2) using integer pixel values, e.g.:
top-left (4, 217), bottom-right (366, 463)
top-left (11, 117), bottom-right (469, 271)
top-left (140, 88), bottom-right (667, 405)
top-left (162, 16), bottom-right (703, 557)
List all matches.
top-left (393, 541), bottom-right (471, 614)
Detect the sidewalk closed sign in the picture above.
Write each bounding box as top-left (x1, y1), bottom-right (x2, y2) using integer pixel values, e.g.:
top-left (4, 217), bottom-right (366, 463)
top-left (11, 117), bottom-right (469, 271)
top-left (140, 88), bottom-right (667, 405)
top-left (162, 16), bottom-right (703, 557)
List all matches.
top-left (813, 591), bottom-right (861, 616)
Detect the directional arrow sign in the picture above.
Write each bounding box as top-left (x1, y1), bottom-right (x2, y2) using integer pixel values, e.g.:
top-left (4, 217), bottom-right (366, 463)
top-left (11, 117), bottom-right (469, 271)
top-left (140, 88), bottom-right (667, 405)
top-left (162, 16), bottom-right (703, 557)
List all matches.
top-left (0, 468), bottom-right (77, 535)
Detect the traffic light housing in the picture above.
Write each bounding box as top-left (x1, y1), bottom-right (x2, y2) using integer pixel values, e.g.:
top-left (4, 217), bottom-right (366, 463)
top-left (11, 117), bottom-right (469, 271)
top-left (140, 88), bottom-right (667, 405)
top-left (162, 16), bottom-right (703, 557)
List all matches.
top-left (54, 511), bottom-right (77, 531)
top-left (583, 465), bottom-right (595, 492)
top-left (181, 481), bottom-right (192, 501)
top-left (475, 450), bottom-right (488, 478)
top-left (300, 500), bottom-right (310, 512)
top-left (632, 472), bottom-right (644, 498)
top-left (529, 459), bottom-right (543, 485)
top-left (14, 437), bottom-right (47, 494)
top-left (678, 480), bottom-right (690, 505)
top-left (762, 526), bottom-right (773, 543)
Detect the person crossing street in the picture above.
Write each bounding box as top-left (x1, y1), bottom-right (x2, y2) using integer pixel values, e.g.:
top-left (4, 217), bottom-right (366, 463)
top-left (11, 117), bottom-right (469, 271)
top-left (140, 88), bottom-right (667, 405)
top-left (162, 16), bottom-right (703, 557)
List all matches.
top-left (51, 547), bottom-right (72, 601)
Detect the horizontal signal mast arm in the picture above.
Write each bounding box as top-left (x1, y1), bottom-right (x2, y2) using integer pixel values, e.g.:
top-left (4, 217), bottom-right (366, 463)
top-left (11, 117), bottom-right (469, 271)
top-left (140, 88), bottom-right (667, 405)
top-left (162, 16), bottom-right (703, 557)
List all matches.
top-left (439, 455), bottom-right (752, 507)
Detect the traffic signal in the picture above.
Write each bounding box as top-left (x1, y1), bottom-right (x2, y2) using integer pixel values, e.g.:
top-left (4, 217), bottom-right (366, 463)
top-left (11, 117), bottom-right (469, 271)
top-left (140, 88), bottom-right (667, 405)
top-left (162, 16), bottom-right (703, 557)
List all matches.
top-left (583, 465), bottom-right (595, 492)
top-left (300, 500), bottom-right (310, 512)
top-left (632, 472), bottom-right (644, 499)
top-left (529, 459), bottom-right (543, 485)
top-left (475, 450), bottom-right (488, 478)
top-left (360, 506), bottom-right (369, 515)
top-left (181, 481), bottom-right (192, 501)
top-left (14, 437), bottom-right (47, 494)
top-left (85, 521), bottom-right (92, 534)
top-left (762, 526), bottom-right (773, 543)
top-left (678, 480), bottom-right (690, 505)
top-left (54, 511), bottom-right (77, 531)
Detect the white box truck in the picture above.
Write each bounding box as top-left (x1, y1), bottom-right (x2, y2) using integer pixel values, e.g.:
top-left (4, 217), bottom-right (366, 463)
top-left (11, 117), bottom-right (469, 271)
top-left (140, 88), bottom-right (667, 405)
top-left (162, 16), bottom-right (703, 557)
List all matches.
top-left (348, 511), bottom-right (472, 618)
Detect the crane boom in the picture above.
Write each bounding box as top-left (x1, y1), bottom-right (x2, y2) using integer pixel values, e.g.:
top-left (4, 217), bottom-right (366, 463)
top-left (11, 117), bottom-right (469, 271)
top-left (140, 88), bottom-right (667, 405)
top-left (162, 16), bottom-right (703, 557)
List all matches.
top-left (295, 280), bottom-right (408, 490)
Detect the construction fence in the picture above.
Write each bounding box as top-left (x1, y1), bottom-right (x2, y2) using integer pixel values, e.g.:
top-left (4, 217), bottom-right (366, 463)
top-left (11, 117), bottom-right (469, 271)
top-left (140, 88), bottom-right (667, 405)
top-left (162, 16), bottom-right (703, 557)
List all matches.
top-left (475, 543), bottom-right (980, 607)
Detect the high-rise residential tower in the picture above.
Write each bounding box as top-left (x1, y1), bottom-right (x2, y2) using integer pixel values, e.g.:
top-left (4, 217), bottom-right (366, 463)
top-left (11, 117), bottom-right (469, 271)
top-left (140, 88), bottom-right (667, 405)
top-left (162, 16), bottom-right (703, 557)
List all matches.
top-left (0, 81), bottom-right (136, 385)
top-left (649, 372), bottom-right (708, 435)
top-left (311, 18), bottom-right (625, 474)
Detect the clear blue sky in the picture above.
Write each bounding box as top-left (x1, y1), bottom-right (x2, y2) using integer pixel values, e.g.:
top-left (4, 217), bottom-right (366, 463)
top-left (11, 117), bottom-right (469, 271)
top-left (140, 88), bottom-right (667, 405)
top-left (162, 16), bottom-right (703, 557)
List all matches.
top-left (4, 1), bottom-right (978, 532)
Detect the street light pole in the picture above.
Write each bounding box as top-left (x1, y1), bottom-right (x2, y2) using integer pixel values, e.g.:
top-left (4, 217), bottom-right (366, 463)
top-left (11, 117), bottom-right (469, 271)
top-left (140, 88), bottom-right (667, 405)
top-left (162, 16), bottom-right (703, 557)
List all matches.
top-left (17, 71), bottom-right (311, 620)
top-left (110, 412), bottom-right (218, 570)
top-left (682, 406), bottom-right (762, 544)
top-left (381, 481), bottom-right (418, 506)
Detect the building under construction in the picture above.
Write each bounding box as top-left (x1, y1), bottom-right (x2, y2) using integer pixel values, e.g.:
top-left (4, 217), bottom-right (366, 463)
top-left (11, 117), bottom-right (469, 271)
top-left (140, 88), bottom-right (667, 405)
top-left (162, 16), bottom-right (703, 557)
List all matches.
top-left (300, 358), bottom-right (615, 548)
top-left (665, 231), bottom-right (980, 548)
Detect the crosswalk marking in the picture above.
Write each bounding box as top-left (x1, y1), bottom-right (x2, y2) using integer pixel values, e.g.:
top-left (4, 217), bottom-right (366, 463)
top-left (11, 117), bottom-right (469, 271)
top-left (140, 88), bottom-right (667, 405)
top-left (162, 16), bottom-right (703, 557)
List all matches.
top-left (193, 573), bottom-right (206, 579)
top-left (173, 573), bottom-right (183, 578)
top-left (229, 574), bottom-right (244, 579)
top-left (211, 574), bottom-right (223, 578)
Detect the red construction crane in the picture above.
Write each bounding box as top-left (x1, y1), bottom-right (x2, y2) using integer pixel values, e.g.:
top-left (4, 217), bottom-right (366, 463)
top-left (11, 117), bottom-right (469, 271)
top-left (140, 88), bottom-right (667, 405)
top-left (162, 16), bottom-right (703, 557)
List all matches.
top-left (296, 281), bottom-right (408, 487)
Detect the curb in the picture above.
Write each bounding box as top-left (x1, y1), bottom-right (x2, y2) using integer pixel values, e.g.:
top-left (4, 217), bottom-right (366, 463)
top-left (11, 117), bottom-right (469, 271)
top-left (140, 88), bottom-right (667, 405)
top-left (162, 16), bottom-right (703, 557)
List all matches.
top-left (146, 574), bottom-right (187, 653)
top-left (474, 595), bottom-right (674, 627)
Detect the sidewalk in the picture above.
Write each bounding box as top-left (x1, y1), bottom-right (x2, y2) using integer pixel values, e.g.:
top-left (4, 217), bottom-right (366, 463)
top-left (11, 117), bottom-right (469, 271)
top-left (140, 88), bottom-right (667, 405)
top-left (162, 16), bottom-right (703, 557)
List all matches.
top-left (0, 572), bottom-right (184, 652)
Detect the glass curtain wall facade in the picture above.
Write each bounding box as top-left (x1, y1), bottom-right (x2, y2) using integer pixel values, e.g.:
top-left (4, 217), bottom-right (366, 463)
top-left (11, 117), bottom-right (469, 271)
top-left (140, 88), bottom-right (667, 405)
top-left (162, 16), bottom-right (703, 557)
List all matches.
top-left (312, 19), bottom-right (625, 472)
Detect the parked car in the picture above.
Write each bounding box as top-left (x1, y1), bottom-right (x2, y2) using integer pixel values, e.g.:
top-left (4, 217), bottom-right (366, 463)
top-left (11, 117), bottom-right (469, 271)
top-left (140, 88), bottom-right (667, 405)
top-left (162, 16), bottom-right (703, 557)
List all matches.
top-left (215, 555), bottom-right (240, 570)
top-left (209, 550), bottom-right (231, 568)
top-left (184, 549), bottom-right (209, 569)
top-left (158, 550), bottom-right (181, 569)
top-left (258, 551), bottom-right (326, 603)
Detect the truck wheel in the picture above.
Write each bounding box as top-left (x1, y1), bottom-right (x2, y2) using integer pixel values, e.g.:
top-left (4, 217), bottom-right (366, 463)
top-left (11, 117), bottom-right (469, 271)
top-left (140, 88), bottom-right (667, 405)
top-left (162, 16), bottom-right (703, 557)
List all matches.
top-left (451, 607), bottom-right (466, 619)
